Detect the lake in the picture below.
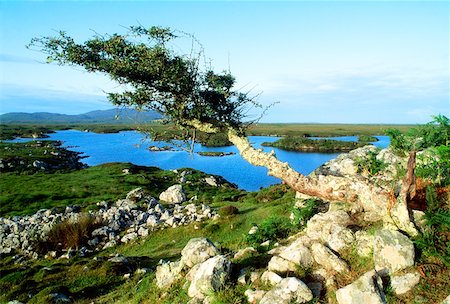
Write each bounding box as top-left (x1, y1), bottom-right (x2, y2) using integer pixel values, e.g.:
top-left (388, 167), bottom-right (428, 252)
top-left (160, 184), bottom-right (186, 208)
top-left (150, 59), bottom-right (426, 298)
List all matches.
top-left (15, 131), bottom-right (390, 191)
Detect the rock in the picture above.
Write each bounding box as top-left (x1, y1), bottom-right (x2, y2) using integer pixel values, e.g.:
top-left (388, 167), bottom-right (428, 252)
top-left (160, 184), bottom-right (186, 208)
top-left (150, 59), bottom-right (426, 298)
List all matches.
top-left (260, 277), bottom-right (313, 304)
top-left (354, 230), bottom-right (374, 257)
top-left (234, 247), bottom-right (257, 260)
top-left (188, 255), bottom-right (231, 300)
top-left (181, 238), bottom-right (220, 268)
top-left (310, 243), bottom-right (349, 273)
top-left (307, 282), bottom-right (323, 298)
top-left (261, 271), bottom-right (282, 286)
top-left (156, 260), bottom-right (183, 289)
top-left (108, 255), bottom-right (128, 264)
top-left (391, 271), bottom-right (421, 295)
top-left (245, 289), bottom-right (266, 304)
top-left (442, 295), bottom-right (450, 304)
top-left (205, 176), bottom-right (219, 187)
top-left (305, 210), bottom-right (351, 241)
top-left (373, 229), bottom-right (414, 274)
top-left (335, 270), bottom-right (386, 304)
top-left (49, 292), bottom-right (71, 303)
top-left (267, 256), bottom-right (298, 275)
top-left (248, 226), bottom-right (258, 235)
top-left (159, 184), bottom-right (186, 204)
top-left (137, 227), bottom-right (149, 237)
top-left (278, 242), bottom-right (313, 268)
top-left (121, 232), bottom-right (138, 243)
top-left (126, 188), bottom-right (146, 202)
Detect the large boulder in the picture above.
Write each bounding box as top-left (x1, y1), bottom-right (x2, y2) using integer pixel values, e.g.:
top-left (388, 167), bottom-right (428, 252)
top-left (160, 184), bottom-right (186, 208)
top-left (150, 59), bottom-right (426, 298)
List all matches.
top-left (159, 184), bottom-right (186, 204)
top-left (390, 271), bottom-right (421, 295)
top-left (155, 260), bottom-right (184, 288)
top-left (310, 243), bottom-right (349, 273)
top-left (336, 270), bottom-right (386, 304)
top-left (188, 255), bottom-right (231, 300)
top-left (278, 242), bottom-right (314, 268)
top-left (180, 238), bottom-right (220, 268)
top-left (260, 277), bottom-right (313, 304)
top-left (373, 229), bottom-right (415, 273)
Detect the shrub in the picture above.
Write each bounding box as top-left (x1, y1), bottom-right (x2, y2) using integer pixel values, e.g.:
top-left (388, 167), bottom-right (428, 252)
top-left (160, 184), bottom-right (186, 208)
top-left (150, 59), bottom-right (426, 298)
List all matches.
top-left (218, 205), bottom-right (239, 216)
top-left (416, 145), bottom-right (450, 186)
top-left (354, 149), bottom-right (387, 176)
top-left (246, 217), bottom-right (290, 247)
top-left (38, 214), bottom-right (102, 252)
top-left (291, 199), bottom-right (318, 227)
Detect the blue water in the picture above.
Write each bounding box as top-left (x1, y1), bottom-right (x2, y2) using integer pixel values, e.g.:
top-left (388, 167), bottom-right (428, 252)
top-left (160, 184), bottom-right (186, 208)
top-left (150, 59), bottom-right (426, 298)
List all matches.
top-left (11, 131), bottom-right (389, 191)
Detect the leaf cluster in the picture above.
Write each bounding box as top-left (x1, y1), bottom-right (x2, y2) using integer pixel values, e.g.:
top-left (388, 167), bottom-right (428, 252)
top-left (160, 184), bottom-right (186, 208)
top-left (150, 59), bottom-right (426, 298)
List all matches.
top-left (28, 26), bottom-right (258, 134)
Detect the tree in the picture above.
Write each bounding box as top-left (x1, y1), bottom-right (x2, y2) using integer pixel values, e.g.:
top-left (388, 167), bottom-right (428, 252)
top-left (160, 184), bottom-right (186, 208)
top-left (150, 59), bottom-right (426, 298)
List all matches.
top-left (28, 26), bottom-right (418, 236)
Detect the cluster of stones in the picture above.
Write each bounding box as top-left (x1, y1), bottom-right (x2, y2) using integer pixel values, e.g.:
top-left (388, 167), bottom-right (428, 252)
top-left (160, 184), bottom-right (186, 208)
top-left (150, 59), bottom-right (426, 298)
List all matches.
top-left (236, 206), bottom-right (423, 304)
top-left (0, 185), bottom-right (218, 259)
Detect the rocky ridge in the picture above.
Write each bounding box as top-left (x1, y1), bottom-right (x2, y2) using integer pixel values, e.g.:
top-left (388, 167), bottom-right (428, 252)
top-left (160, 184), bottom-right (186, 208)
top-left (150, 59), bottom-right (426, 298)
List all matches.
top-left (0, 185), bottom-right (218, 259)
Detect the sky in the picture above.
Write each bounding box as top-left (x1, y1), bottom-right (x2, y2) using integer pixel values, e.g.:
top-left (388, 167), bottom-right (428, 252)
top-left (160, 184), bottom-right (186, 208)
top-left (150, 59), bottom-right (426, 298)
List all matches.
top-left (0, 0), bottom-right (449, 124)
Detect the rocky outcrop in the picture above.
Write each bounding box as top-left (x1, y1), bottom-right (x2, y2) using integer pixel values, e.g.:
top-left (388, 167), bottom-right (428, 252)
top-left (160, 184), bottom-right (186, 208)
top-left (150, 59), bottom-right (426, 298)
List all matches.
top-left (180, 238), bottom-right (220, 268)
top-left (0, 187), bottom-right (218, 258)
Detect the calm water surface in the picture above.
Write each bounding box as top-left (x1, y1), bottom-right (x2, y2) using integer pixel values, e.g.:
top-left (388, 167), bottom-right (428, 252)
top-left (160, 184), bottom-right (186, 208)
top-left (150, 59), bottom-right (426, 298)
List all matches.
top-left (17, 131), bottom-right (389, 191)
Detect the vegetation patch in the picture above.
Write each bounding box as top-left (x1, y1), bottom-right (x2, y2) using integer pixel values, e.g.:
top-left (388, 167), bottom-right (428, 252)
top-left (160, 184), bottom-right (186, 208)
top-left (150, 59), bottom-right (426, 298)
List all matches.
top-left (262, 136), bottom-right (367, 152)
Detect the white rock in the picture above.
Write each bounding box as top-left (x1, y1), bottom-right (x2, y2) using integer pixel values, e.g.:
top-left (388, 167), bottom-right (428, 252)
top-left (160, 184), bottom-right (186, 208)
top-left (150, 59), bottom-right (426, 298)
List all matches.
top-left (205, 176), bottom-right (219, 187)
top-left (260, 277), bottom-right (313, 304)
top-left (188, 255), bottom-right (231, 299)
top-left (354, 230), bottom-right (374, 257)
top-left (373, 229), bottom-right (415, 274)
top-left (180, 238), bottom-right (220, 268)
top-left (156, 260), bottom-right (184, 288)
top-left (234, 247), bottom-right (257, 260)
top-left (260, 271), bottom-right (282, 286)
top-left (267, 256), bottom-right (298, 275)
top-left (310, 243), bottom-right (349, 273)
top-left (278, 242), bottom-right (313, 268)
top-left (159, 184), bottom-right (186, 204)
top-left (245, 289), bottom-right (266, 304)
top-left (121, 232), bottom-right (138, 243)
top-left (336, 270), bottom-right (385, 304)
top-left (391, 271), bottom-right (421, 295)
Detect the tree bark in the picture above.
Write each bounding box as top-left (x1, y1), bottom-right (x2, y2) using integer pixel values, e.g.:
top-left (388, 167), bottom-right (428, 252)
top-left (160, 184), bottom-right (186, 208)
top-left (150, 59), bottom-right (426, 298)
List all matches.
top-left (186, 120), bottom-right (418, 235)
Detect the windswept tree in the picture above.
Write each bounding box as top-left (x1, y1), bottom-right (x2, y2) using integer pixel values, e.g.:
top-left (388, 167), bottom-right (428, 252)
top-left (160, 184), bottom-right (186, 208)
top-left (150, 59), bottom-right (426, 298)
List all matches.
top-left (29, 26), bottom-right (419, 236)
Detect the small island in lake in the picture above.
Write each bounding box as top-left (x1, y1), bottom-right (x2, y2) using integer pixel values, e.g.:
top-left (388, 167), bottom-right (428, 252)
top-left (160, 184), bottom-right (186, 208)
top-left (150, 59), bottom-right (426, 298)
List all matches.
top-left (197, 151), bottom-right (235, 157)
top-left (262, 136), bottom-right (368, 152)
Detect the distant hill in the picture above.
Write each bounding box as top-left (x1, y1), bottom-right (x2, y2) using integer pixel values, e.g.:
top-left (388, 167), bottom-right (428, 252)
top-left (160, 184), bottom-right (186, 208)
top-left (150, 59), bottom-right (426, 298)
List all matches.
top-left (0, 108), bottom-right (163, 124)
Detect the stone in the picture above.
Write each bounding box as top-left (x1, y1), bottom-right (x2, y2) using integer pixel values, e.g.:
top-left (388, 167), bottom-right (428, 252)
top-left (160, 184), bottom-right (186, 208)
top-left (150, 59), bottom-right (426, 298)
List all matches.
top-left (159, 184), bottom-right (186, 204)
top-left (260, 277), bottom-right (313, 304)
top-left (373, 229), bottom-right (414, 274)
top-left (248, 226), bottom-right (258, 235)
top-left (278, 242), bottom-right (313, 268)
top-left (181, 238), bottom-right (220, 268)
top-left (335, 270), bottom-right (386, 304)
top-left (305, 210), bottom-right (351, 241)
top-left (126, 188), bottom-right (146, 202)
top-left (137, 227), bottom-right (149, 237)
top-left (442, 295), bottom-right (450, 304)
top-left (310, 243), bottom-right (349, 273)
top-left (121, 232), bottom-right (138, 243)
top-left (354, 230), bottom-right (374, 257)
top-left (391, 271), bottom-right (421, 295)
top-left (156, 260), bottom-right (184, 288)
top-left (234, 247), bottom-right (257, 260)
top-left (260, 271), bottom-right (282, 286)
top-left (205, 176), bottom-right (219, 187)
top-left (188, 255), bottom-right (231, 299)
top-left (245, 289), bottom-right (266, 304)
top-left (267, 256), bottom-right (298, 275)
top-left (49, 292), bottom-right (71, 303)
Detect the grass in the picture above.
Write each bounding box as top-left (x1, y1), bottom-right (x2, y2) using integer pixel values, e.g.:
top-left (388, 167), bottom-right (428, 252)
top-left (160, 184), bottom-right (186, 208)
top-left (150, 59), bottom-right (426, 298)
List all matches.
top-left (262, 136), bottom-right (367, 152)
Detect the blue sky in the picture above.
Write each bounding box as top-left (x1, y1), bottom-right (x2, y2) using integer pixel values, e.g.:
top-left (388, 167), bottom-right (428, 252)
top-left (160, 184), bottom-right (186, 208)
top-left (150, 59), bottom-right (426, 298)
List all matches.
top-left (0, 1), bottom-right (449, 123)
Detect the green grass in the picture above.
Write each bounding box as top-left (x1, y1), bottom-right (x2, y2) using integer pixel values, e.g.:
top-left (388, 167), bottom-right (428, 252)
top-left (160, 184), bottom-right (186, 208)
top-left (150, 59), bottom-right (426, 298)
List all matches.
top-left (262, 136), bottom-right (367, 152)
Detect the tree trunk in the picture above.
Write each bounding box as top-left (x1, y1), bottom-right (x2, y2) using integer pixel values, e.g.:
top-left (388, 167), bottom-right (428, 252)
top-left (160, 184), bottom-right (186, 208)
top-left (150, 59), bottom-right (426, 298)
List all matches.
top-left (187, 120), bottom-right (418, 235)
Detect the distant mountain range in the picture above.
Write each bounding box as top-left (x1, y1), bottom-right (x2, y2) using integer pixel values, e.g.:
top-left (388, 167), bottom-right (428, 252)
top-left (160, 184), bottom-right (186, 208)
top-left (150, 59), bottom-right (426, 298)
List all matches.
top-left (0, 108), bottom-right (163, 124)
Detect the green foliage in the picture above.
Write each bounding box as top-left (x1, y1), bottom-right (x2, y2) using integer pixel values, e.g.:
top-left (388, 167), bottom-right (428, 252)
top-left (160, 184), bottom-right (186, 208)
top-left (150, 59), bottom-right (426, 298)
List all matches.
top-left (353, 149), bottom-right (387, 176)
top-left (291, 199), bottom-right (318, 227)
top-left (263, 136), bottom-right (366, 152)
top-left (29, 26), bottom-right (258, 135)
top-left (414, 186), bottom-right (450, 267)
top-left (246, 217), bottom-right (291, 247)
top-left (218, 205), bottom-right (239, 216)
top-left (386, 114), bottom-right (450, 155)
top-left (416, 145), bottom-right (450, 186)
top-left (357, 135), bottom-right (378, 142)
